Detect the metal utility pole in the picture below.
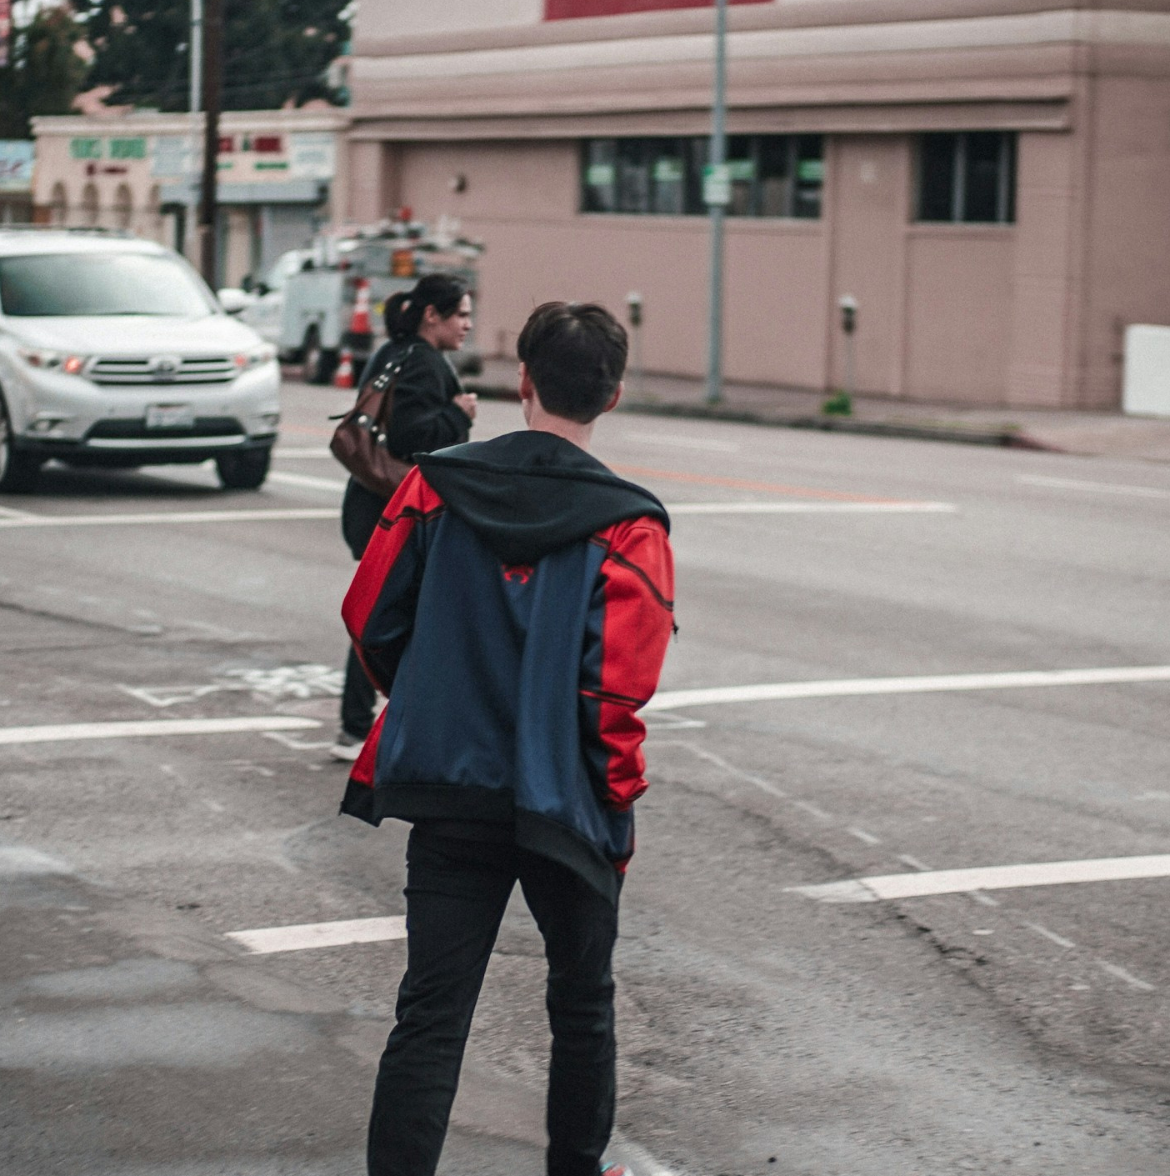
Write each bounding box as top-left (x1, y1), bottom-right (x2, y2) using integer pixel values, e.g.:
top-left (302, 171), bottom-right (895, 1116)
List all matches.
top-left (187, 0), bottom-right (203, 260)
top-left (198, 0), bottom-right (223, 286)
top-left (705, 0), bottom-right (729, 405)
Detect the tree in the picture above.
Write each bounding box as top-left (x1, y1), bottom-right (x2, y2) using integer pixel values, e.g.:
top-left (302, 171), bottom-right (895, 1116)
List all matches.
top-left (76, 0), bottom-right (351, 112)
top-left (0, 6), bottom-right (89, 139)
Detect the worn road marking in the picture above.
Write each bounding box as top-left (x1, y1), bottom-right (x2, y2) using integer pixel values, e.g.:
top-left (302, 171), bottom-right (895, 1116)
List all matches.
top-left (970, 892), bottom-right (1000, 907)
top-left (621, 431), bottom-right (741, 453)
top-left (1026, 922), bottom-right (1076, 949)
top-left (610, 462), bottom-right (926, 504)
top-left (0, 507), bottom-right (338, 529)
top-left (120, 665), bottom-right (343, 709)
top-left (0, 846), bottom-right (73, 877)
top-left (1098, 961), bottom-right (1156, 992)
top-left (228, 915), bottom-right (407, 954)
top-left (268, 470), bottom-right (349, 492)
top-left (646, 665), bottom-right (1170, 711)
top-left (668, 500), bottom-right (956, 514)
top-left (792, 799), bottom-right (832, 820)
top-left (0, 716), bottom-right (321, 746)
top-left (848, 827), bottom-right (882, 845)
top-left (1018, 474), bottom-right (1170, 499)
top-left (789, 853), bottom-right (1170, 903)
top-left (671, 743), bottom-right (788, 799)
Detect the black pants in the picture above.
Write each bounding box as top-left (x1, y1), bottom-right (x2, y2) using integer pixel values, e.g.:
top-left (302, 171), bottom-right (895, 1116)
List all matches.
top-left (341, 477), bottom-right (389, 739)
top-left (368, 826), bottom-right (620, 1176)
top-left (341, 645), bottom-right (377, 739)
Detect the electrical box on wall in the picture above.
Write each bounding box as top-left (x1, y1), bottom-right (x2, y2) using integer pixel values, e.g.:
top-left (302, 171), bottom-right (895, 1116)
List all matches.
top-left (1123, 325), bottom-right (1170, 418)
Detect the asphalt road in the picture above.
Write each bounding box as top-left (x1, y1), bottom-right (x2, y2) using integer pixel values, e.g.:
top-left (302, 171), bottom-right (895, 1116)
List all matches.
top-left (2, 378), bottom-right (1169, 1176)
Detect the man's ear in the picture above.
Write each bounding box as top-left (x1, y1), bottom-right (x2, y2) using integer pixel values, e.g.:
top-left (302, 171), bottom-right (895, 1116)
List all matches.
top-left (518, 362), bottom-right (537, 404)
top-left (602, 381), bottom-right (623, 414)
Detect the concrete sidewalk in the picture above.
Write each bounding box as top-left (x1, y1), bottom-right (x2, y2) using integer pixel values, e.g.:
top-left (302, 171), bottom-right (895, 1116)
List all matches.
top-left (467, 358), bottom-right (1170, 464)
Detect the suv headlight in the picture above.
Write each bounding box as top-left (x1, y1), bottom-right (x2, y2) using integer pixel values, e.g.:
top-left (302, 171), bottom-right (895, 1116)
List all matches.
top-left (233, 343), bottom-right (277, 371)
top-left (18, 347), bottom-right (87, 375)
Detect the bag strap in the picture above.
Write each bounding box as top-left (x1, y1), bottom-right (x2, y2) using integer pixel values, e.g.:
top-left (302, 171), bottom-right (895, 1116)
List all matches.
top-left (369, 343), bottom-right (415, 431)
top-left (325, 343), bottom-right (415, 426)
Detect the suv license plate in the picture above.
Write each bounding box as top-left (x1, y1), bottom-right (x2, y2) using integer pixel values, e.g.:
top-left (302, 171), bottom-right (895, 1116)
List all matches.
top-left (145, 404), bottom-right (195, 430)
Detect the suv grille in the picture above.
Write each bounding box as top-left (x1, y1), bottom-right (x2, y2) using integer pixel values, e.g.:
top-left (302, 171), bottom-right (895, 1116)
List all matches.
top-left (86, 417), bottom-right (245, 441)
top-left (87, 355), bottom-right (238, 386)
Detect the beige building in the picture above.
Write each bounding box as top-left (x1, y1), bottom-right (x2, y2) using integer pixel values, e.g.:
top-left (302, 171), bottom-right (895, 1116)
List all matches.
top-left (31, 108), bottom-right (348, 287)
top-left (335, 0), bottom-right (1170, 409)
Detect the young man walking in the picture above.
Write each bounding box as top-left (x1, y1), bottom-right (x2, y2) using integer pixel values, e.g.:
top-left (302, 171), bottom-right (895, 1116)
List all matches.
top-left (339, 301), bottom-right (675, 1176)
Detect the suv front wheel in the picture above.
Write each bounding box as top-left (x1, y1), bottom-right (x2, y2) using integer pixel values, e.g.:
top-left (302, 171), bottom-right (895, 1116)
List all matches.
top-left (215, 445), bottom-right (271, 490)
top-left (0, 391), bottom-right (42, 493)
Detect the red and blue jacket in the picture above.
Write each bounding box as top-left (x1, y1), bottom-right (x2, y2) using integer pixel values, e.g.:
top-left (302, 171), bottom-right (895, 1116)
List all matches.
top-left (339, 429), bottom-right (675, 903)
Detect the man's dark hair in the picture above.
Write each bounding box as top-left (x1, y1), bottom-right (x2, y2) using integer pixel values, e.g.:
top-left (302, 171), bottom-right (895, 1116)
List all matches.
top-left (516, 302), bottom-right (628, 423)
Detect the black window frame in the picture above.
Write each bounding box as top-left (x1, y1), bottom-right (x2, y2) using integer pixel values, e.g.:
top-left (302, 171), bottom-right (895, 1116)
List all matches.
top-left (580, 134), bottom-right (824, 219)
top-left (916, 131), bottom-right (1016, 225)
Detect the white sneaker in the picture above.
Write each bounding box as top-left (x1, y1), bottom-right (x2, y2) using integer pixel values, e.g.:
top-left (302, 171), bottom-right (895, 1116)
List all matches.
top-left (330, 731), bottom-right (364, 762)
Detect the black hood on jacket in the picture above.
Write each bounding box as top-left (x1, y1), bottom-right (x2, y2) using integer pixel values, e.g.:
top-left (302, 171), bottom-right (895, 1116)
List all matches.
top-left (416, 430), bottom-right (670, 565)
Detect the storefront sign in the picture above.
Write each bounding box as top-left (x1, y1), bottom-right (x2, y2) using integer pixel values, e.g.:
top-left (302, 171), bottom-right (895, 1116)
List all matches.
top-left (70, 136), bottom-right (146, 162)
top-left (0, 140), bottom-right (33, 192)
top-left (70, 138), bottom-right (102, 160)
top-left (289, 132), bottom-right (335, 180)
top-left (110, 137), bottom-right (146, 160)
top-left (152, 136), bottom-right (193, 178)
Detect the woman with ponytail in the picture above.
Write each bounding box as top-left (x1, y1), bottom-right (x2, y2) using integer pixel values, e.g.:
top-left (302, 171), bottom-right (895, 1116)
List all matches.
top-left (332, 272), bottom-right (477, 761)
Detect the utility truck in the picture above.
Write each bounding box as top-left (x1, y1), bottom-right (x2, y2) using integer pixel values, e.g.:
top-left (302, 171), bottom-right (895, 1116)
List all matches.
top-left (231, 214), bottom-right (483, 384)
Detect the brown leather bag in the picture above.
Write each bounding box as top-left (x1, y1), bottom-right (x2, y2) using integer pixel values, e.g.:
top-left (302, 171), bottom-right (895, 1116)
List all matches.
top-left (329, 350), bottom-right (414, 498)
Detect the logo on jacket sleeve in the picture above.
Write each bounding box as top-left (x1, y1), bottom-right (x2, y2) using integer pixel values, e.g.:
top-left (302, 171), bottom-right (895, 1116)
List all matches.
top-left (502, 563), bottom-right (534, 584)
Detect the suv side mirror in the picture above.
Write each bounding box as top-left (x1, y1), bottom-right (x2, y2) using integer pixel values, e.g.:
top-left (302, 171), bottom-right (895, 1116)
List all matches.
top-left (217, 288), bottom-right (251, 315)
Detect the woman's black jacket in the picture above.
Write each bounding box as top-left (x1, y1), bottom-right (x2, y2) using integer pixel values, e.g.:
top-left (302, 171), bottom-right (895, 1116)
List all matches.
top-left (340, 337), bottom-right (472, 559)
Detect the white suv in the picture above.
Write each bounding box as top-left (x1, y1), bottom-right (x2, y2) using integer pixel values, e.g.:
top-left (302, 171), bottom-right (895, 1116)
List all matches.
top-left (0, 229), bottom-right (280, 493)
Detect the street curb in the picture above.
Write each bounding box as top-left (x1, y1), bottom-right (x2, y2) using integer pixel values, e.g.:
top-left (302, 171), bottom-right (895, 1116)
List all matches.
top-left (467, 382), bottom-right (1061, 453)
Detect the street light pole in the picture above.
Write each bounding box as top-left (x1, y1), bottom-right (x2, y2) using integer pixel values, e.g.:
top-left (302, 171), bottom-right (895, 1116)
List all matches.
top-left (187, 0), bottom-right (202, 260)
top-left (198, 0), bottom-right (223, 286)
top-left (705, 0), bottom-right (728, 405)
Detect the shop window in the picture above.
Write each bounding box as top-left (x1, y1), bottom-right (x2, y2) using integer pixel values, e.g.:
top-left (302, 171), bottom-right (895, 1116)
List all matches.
top-left (615, 139), bottom-right (652, 214)
top-left (581, 134), bottom-right (824, 218)
top-left (582, 140), bottom-right (617, 212)
top-left (917, 132), bottom-right (1016, 224)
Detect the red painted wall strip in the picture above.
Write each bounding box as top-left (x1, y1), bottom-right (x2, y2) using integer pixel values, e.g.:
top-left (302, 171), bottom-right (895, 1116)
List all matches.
top-left (545, 0), bottom-right (768, 19)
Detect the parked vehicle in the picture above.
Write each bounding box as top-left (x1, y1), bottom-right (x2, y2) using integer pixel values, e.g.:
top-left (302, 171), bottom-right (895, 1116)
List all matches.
top-left (0, 228), bottom-right (280, 493)
top-left (228, 216), bottom-right (483, 384)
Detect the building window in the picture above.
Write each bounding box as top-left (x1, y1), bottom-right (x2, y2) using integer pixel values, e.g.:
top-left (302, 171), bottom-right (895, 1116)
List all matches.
top-left (917, 132), bottom-right (1016, 224)
top-left (581, 134), bottom-right (823, 218)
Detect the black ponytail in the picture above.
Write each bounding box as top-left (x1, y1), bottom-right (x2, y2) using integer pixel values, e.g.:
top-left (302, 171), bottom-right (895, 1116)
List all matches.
top-left (384, 272), bottom-right (470, 341)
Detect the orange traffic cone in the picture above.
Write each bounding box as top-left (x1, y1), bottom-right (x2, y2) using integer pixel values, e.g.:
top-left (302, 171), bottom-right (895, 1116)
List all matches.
top-left (333, 348), bottom-right (355, 389)
top-left (349, 279), bottom-right (372, 336)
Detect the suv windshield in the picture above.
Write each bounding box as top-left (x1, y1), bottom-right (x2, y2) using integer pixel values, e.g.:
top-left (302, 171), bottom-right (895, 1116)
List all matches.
top-left (0, 252), bottom-right (217, 317)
